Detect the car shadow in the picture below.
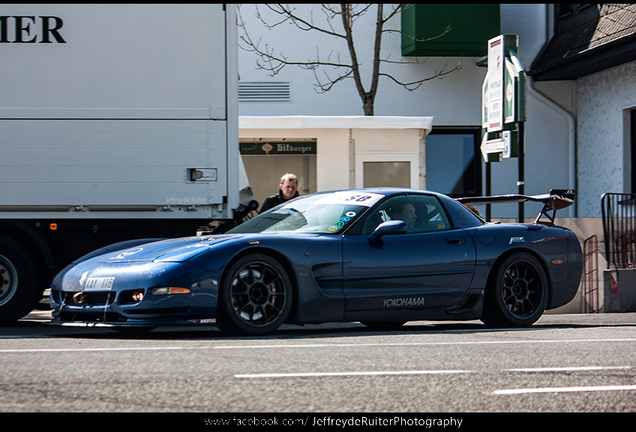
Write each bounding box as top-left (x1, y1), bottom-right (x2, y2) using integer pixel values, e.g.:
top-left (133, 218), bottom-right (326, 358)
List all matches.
top-left (9, 309), bottom-right (636, 340)
top-left (38, 319), bottom-right (631, 341)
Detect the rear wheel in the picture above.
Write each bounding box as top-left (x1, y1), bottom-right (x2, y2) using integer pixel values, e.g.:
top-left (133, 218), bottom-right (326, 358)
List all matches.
top-left (481, 252), bottom-right (548, 328)
top-left (0, 235), bottom-right (40, 326)
top-left (218, 254), bottom-right (292, 336)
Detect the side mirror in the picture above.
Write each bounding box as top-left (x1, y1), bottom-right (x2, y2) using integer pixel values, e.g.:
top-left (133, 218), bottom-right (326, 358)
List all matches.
top-left (368, 220), bottom-right (408, 242)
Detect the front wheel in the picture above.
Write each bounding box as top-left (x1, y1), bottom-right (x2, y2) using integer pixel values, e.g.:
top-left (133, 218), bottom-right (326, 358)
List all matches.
top-left (481, 252), bottom-right (548, 328)
top-left (218, 254), bottom-right (293, 336)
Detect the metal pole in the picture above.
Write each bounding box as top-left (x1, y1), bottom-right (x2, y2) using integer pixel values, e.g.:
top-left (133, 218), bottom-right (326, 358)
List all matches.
top-left (486, 161), bottom-right (491, 221)
top-left (518, 122), bottom-right (525, 222)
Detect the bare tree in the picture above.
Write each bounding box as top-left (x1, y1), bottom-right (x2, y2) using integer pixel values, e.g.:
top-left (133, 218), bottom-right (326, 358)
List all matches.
top-left (237, 4), bottom-right (462, 116)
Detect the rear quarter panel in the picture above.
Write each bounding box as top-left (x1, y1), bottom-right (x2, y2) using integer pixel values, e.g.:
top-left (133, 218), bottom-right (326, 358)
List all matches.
top-left (468, 223), bottom-right (583, 309)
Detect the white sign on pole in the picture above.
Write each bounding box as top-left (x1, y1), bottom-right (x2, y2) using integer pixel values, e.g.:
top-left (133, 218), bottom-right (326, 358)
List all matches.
top-left (480, 133), bottom-right (504, 162)
top-left (503, 130), bottom-right (511, 158)
top-left (487, 35), bottom-right (504, 132)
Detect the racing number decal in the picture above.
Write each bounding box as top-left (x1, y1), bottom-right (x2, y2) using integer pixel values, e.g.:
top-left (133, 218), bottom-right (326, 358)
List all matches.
top-left (316, 192), bottom-right (384, 208)
top-left (343, 194), bottom-right (374, 203)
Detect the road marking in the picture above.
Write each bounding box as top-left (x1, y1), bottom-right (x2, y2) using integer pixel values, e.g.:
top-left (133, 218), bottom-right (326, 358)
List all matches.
top-left (494, 385), bottom-right (636, 395)
top-left (211, 338), bottom-right (636, 350)
top-left (235, 370), bottom-right (472, 379)
top-left (509, 366), bottom-right (632, 373)
top-left (1, 338), bottom-right (636, 353)
top-left (235, 366), bottom-right (632, 379)
top-left (0, 346), bottom-right (187, 353)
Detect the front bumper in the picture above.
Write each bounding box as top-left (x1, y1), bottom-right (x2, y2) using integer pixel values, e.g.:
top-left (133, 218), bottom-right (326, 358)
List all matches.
top-left (49, 287), bottom-right (218, 327)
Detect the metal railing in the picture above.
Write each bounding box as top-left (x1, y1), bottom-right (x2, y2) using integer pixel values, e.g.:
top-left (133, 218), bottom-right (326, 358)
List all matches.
top-left (583, 235), bottom-right (600, 313)
top-left (601, 193), bottom-right (636, 269)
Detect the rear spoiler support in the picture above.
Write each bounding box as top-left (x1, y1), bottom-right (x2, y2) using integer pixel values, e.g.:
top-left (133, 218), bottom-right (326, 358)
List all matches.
top-left (457, 189), bottom-right (575, 225)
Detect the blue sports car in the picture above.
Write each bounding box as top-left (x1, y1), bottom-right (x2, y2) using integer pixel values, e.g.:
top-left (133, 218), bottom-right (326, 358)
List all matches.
top-left (50, 188), bottom-right (582, 335)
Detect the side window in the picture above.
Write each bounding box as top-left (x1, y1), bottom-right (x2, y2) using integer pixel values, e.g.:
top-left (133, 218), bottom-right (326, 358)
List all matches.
top-left (361, 195), bottom-right (452, 235)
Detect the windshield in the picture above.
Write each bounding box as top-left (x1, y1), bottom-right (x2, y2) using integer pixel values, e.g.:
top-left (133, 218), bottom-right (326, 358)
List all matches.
top-left (228, 191), bottom-right (385, 234)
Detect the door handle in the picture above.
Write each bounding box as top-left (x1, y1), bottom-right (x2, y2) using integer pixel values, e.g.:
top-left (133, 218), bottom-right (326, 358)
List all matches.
top-left (445, 236), bottom-right (465, 245)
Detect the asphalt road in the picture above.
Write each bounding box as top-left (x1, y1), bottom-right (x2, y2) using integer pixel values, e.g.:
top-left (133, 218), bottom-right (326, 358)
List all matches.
top-left (1, 310), bottom-right (635, 421)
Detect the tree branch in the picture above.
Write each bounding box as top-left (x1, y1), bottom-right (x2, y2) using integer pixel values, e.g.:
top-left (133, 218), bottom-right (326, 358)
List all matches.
top-left (238, 4), bottom-right (461, 115)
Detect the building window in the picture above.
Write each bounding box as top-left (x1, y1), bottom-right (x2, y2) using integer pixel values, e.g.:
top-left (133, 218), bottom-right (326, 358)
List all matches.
top-left (425, 128), bottom-right (481, 197)
top-left (363, 162), bottom-right (411, 188)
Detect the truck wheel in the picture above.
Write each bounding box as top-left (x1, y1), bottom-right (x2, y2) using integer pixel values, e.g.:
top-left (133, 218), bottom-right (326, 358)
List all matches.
top-left (0, 235), bottom-right (40, 326)
top-left (218, 254), bottom-right (292, 336)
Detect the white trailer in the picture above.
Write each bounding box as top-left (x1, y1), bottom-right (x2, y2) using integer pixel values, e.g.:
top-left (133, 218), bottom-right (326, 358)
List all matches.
top-left (0, 4), bottom-right (255, 324)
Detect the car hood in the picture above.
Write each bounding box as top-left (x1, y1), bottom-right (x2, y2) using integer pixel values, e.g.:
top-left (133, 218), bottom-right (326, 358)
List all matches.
top-left (91, 236), bottom-right (235, 263)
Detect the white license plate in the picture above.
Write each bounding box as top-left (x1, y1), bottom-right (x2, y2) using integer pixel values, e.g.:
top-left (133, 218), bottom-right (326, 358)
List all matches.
top-left (83, 277), bottom-right (115, 291)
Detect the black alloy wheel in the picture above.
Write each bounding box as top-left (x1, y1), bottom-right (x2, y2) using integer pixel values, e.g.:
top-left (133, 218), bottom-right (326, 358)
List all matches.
top-left (482, 252), bottom-right (548, 327)
top-left (219, 254), bottom-right (292, 335)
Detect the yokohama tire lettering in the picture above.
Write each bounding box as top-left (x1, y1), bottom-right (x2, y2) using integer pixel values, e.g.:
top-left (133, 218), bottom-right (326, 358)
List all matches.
top-left (383, 297), bottom-right (425, 308)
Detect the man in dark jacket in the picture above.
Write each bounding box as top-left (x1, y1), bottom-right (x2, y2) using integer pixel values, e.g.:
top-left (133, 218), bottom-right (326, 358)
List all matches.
top-left (259, 173), bottom-right (300, 213)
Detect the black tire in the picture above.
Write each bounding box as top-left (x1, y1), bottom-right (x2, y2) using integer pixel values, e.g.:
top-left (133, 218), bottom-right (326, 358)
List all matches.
top-left (218, 254), bottom-right (292, 336)
top-left (481, 252), bottom-right (548, 328)
top-left (0, 235), bottom-right (40, 326)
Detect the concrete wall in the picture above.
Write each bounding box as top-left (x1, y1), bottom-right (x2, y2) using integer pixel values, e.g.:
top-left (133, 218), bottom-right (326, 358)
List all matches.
top-left (577, 61), bottom-right (636, 216)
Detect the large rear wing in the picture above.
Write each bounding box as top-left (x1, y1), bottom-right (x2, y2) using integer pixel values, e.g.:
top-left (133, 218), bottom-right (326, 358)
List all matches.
top-left (457, 189), bottom-right (575, 225)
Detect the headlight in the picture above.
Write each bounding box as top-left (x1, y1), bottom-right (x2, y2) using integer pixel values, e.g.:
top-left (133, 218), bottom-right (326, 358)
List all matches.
top-left (148, 287), bottom-right (191, 295)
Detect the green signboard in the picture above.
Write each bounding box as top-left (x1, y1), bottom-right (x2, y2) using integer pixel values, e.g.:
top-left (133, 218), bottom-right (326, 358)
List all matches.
top-left (401, 4), bottom-right (500, 57)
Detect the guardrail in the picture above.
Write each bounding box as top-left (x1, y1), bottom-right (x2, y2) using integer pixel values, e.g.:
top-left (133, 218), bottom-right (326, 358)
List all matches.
top-left (601, 193), bottom-right (636, 269)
